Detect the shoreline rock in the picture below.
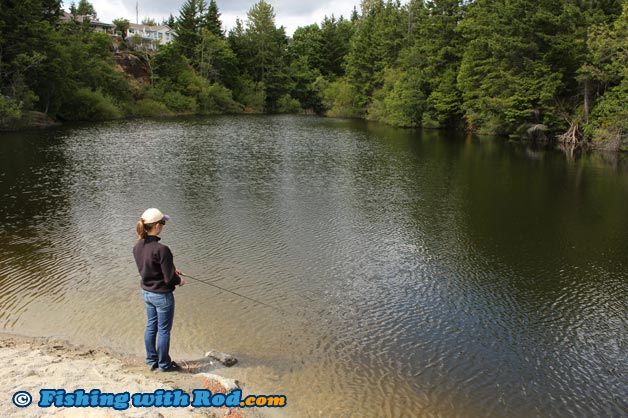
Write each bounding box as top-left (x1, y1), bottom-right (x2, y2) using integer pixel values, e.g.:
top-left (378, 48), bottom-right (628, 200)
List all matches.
top-left (0, 111), bottom-right (60, 132)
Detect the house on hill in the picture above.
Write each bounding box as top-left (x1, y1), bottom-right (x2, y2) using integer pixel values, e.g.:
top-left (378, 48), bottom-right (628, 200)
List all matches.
top-left (127, 23), bottom-right (175, 49)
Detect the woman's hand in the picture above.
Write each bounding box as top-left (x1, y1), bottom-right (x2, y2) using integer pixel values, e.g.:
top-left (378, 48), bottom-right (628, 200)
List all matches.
top-left (175, 269), bottom-right (185, 286)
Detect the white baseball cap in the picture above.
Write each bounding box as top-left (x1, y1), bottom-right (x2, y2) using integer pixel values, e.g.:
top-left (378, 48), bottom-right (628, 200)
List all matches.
top-left (141, 208), bottom-right (170, 224)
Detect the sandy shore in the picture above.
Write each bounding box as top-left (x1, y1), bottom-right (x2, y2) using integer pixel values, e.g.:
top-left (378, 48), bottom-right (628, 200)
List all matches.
top-left (0, 333), bottom-right (264, 418)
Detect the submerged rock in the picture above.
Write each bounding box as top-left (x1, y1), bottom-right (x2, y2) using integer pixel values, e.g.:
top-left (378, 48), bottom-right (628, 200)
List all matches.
top-left (526, 123), bottom-right (549, 143)
top-left (205, 350), bottom-right (238, 367)
top-left (27, 111), bottom-right (59, 128)
top-left (196, 372), bottom-right (240, 393)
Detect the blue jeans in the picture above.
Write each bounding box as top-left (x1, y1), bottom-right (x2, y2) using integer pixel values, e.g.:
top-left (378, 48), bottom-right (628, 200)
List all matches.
top-left (142, 290), bottom-right (175, 369)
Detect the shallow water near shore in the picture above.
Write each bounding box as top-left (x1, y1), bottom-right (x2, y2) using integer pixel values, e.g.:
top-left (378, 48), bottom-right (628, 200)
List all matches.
top-left (2, 115), bottom-right (628, 417)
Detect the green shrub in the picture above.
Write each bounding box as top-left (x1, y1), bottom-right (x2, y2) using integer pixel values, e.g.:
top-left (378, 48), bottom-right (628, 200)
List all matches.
top-left (198, 84), bottom-right (243, 114)
top-left (0, 96), bottom-right (23, 127)
top-left (134, 99), bottom-right (173, 117)
top-left (60, 88), bottom-right (122, 121)
top-left (367, 68), bottom-right (425, 127)
top-left (162, 91), bottom-right (198, 113)
top-left (234, 78), bottom-right (265, 112)
top-left (586, 78), bottom-right (628, 150)
top-left (321, 78), bottom-right (361, 118)
top-left (276, 94), bottom-right (301, 113)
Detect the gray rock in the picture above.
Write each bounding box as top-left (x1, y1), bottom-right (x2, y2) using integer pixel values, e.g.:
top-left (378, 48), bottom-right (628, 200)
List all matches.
top-left (205, 350), bottom-right (238, 367)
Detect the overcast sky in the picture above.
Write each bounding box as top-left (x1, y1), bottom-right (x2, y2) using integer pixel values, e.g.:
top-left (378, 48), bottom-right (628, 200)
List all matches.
top-left (83, 0), bottom-right (361, 36)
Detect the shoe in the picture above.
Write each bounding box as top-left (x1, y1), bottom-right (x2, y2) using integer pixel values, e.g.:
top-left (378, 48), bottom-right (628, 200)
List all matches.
top-left (149, 363), bottom-right (158, 371)
top-left (159, 361), bottom-right (182, 372)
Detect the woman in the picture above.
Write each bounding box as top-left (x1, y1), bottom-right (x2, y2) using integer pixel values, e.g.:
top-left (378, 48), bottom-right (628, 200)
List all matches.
top-left (133, 208), bottom-right (185, 372)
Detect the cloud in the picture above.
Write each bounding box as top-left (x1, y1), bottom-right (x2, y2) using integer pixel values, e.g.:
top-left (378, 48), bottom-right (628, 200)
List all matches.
top-left (90, 0), bottom-right (359, 35)
top-left (90, 0), bottom-right (132, 22)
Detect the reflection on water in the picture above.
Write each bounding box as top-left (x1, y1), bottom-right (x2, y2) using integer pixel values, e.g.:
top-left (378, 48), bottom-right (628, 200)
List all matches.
top-left (1, 116), bottom-right (628, 417)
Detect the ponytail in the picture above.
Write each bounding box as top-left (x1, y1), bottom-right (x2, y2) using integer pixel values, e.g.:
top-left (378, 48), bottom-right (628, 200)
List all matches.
top-left (136, 219), bottom-right (147, 240)
top-left (136, 218), bottom-right (158, 240)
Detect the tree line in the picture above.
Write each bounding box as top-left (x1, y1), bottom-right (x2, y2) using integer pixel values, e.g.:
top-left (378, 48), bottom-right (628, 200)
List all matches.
top-left (1, 0), bottom-right (627, 148)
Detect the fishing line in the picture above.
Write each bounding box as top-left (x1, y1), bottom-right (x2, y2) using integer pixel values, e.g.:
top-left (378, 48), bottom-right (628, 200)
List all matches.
top-left (180, 272), bottom-right (337, 362)
top-left (179, 273), bottom-right (285, 313)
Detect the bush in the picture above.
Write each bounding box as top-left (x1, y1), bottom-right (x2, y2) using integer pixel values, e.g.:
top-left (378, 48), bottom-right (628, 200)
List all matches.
top-left (198, 84), bottom-right (243, 114)
top-left (0, 96), bottom-right (23, 127)
top-left (424, 81), bottom-right (462, 129)
top-left (234, 78), bottom-right (265, 112)
top-left (162, 91), bottom-right (198, 114)
top-left (367, 68), bottom-right (425, 127)
top-left (134, 99), bottom-right (173, 117)
top-left (320, 78), bottom-right (361, 118)
top-left (276, 94), bottom-right (301, 113)
top-left (586, 79), bottom-right (628, 150)
top-left (60, 88), bottom-right (122, 121)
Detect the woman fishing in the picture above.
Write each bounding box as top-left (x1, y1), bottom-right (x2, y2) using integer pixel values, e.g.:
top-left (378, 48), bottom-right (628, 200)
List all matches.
top-left (133, 208), bottom-right (185, 372)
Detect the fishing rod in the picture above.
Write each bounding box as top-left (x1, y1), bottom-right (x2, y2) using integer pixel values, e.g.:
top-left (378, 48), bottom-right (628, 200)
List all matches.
top-left (179, 272), bottom-right (284, 313)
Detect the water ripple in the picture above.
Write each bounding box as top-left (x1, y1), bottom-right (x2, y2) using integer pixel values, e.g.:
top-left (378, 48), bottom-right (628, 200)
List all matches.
top-left (2, 116), bottom-right (628, 417)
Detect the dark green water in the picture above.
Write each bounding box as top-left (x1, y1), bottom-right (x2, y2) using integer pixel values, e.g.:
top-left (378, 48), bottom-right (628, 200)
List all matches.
top-left (1, 115), bottom-right (628, 417)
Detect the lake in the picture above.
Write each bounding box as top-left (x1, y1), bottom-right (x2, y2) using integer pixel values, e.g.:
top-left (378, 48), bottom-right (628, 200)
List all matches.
top-left (1, 115), bottom-right (628, 417)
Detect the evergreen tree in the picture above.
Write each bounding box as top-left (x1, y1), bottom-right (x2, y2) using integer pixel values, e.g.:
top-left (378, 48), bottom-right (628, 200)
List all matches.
top-left (175, 0), bottom-right (205, 60)
top-left (345, 0), bottom-right (406, 113)
top-left (227, 18), bottom-right (246, 59)
top-left (42, 0), bottom-right (63, 24)
top-left (558, 0), bottom-right (622, 138)
top-left (580, 2), bottom-right (628, 147)
top-left (165, 14), bottom-right (176, 28)
top-left (197, 29), bottom-right (237, 86)
top-left (320, 16), bottom-right (354, 77)
top-left (0, 0), bottom-right (58, 112)
top-left (153, 43), bottom-right (193, 89)
top-left (203, 0), bottom-right (224, 38)
top-left (457, 0), bottom-right (579, 135)
top-left (458, 0), bottom-right (620, 134)
top-left (76, 0), bottom-right (97, 18)
top-left (286, 14), bottom-right (355, 113)
top-left (287, 24), bottom-right (323, 111)
top-left (404, 0), bottom-right (464, 128)
top-left (289, 24), bottom-right (323, 70)
top-left (351, 6), bottom-right (360, 22)
top-left (233, 0), bottom-right (289, 111)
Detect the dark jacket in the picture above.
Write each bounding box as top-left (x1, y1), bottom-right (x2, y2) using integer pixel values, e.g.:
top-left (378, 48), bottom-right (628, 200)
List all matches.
top-left (133, 236), bottom-right (181, 293)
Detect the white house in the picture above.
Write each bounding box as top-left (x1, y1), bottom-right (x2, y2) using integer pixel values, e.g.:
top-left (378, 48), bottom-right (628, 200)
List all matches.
top-left (127, 23), bottom-right (175, 48)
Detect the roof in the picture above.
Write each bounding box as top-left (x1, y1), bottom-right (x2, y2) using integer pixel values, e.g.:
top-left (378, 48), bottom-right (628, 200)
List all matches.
top-left (91, 21), bottom-right (115, 27)
top-left (59, 12), bottom-right (114, 27)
